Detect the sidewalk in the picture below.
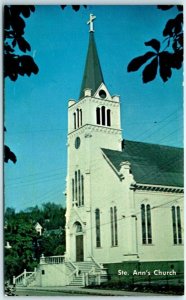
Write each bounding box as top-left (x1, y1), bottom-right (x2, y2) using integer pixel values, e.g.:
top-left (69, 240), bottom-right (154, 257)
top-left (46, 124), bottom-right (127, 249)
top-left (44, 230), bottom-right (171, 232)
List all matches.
top-left (16, 285), bottom-right (162, 296)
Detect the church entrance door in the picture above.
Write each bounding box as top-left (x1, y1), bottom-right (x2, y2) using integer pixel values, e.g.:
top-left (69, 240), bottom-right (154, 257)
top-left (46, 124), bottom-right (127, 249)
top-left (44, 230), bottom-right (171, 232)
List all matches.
top-left (76, 235), bottom-right (84, 262)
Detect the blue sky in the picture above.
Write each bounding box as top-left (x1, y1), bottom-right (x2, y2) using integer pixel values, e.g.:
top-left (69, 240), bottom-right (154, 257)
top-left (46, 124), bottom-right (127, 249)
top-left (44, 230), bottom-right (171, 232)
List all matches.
top-left (4, 5), bottom-right (183, 212)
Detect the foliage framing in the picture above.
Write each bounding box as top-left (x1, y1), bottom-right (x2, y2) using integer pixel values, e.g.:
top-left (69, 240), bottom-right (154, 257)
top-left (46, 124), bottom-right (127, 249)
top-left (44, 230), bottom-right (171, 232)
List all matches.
top-left (127, 6), bottom-right (183, 83)
top-left (4, 5), bottom-right (39, 81)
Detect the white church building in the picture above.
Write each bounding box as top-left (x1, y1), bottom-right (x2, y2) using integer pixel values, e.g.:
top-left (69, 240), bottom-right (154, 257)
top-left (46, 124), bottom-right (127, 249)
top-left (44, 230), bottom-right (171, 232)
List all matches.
top-left (15, 14), bottom-right (184, 288)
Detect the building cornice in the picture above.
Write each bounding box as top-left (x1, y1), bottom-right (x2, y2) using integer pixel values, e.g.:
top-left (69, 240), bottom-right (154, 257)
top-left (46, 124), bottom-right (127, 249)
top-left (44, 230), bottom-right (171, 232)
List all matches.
top-left (69, 96), bottom-right (120, 109)
top-left (68, 124), bottom-right (122, 137)
top-left (131, 183), bottom-right (184, 193)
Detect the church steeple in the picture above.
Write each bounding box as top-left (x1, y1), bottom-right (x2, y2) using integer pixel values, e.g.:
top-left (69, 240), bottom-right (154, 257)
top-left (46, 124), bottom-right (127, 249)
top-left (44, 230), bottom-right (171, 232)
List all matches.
top-left (79, 15), bottom-right (104, 99)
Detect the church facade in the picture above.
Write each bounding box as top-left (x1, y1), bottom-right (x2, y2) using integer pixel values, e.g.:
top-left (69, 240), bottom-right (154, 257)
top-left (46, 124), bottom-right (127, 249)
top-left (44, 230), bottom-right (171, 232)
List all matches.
top-left (65, 14), bottom-right (184, 279)
top-left (17, 14), bottom-right (183, 288)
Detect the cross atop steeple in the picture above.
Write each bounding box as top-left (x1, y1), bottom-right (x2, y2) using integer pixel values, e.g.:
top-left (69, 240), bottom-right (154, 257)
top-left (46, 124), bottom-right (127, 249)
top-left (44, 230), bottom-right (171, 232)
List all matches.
top-left (79, 21), bottom-right (104, 99)
top-left (87, 14), bottom-right (96, 32)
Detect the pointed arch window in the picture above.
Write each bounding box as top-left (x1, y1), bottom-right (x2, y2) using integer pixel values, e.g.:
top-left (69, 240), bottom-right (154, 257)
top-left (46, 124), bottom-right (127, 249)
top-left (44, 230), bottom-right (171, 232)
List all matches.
top-left (95, 209), bottom-right (101, 247)
top-left (73, 113), bottom-right (76, 129)
top-left (96, 107), bottom-right (100, 125)
top-left (172, 206), bottom-right (182, 244)
top-left (107, 109), bottom-right (111, 126)
top-left (81, 175), bottom-right (84, 206)
top-left (72, 170), bottom-right (84, 207)
top-left (147, 204), bottom-right (152, 244)
top-left (76, 222), bottom-right (83, 233)
top-left (77, 109), bottom-right (79, 128)
top-left (75, 171), bottom-right (78, 205)
top-left (101, 106), bottom-right (105, 125)
top-left (78, 170), bottom-right (81, 206)
top-left (141, 204), bottom-right (152, 244)
top-left (110, 206), bottom-right (118, 246)
top-left (80, 109), bottom-right (82, 126)
top-left (72, 179), bottom-right (75, 204)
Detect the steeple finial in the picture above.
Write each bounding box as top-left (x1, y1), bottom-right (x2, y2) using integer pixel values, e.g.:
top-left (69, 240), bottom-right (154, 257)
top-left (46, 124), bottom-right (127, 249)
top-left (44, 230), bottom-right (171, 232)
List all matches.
top-left (87, 14), bottom-right (96, 32)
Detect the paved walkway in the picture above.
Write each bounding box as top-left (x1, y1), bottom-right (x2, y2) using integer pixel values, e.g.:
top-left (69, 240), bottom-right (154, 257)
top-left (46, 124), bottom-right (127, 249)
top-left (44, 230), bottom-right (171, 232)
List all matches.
top-left (16, 286), bottom-right (163, 296)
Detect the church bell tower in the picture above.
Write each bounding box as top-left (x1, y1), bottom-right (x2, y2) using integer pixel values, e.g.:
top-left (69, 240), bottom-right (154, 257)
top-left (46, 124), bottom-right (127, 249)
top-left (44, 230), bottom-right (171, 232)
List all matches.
top-left (65, 14), bottom-right (122, 262)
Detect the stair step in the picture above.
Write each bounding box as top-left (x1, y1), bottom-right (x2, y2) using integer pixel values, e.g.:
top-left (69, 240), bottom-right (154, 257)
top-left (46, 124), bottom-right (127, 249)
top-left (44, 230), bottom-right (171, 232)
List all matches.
top-left (66, 260), bottom-right (108, 287)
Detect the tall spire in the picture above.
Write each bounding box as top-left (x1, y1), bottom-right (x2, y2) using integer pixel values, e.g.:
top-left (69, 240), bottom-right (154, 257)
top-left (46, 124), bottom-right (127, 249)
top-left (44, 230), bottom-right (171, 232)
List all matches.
top-left (79, 15), bottom-right (104, 99)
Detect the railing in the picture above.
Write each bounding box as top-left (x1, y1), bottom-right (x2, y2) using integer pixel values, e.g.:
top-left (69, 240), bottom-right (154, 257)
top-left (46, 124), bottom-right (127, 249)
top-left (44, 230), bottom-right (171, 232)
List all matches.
top-left (65, 258), bottom-right (80, 285)
top-left (26, 272), bottom-right (36, 286)
top-left (89, 254), bottom-right (104, 270)
top-left (40, 254), bottom-right (65, 264)
top-left (66, 258), bottom-right (78, 272)
top-left (13, 269), bottom-right (36, 286)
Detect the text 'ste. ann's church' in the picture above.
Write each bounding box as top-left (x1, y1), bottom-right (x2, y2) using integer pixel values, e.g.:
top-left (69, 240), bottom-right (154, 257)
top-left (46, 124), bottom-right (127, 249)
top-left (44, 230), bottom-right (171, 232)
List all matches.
top-left (18, 14), bottom-right (184, 287)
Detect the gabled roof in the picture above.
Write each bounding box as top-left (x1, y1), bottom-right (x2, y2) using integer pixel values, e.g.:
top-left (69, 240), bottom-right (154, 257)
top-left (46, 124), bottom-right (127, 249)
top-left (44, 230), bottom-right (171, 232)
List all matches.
top-left (79, 32), bottom-right (104, 99)
top-left (102, 140), bottom-right (183, 187)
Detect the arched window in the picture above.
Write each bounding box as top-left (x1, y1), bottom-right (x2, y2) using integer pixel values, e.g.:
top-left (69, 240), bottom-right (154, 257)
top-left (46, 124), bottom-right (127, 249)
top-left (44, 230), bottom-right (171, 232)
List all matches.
top-left (75, 171), bottom-right (78, 205)
top-left (72, 179), bottom-right (75, 206)
top-left (101, 106), bottom-right (105, 125)
top-left (78, 170), bottom-right (81, 206)
top-left (172, 206), bottom-right (182, 244)
top-left (141, 204), bottom-right (152, 244)
top-left (114, 206), bottom-right (118, 246)
top-left (110, 206), bottom-right (118, 246)
top-left (172, 206), bottom-right (177, 244)
top-left (76, 222), bottom-right (83, 233)
top-left (77, 109), bottom-right (79, 128)
top-left (74, 108), bottom-right (82, 130)
top-left (96, 106), bottom-right (111, 127)
top-left (107, 109), bottom-right (111, 126)
top-left (141, 204), bottom-right (146, 244)
top-left (73, 113), bottom-right (76, 129)
top-left (95, 209), bottom-right (101, 247)
top-left (96, 107), bottom-right (100, 125)
top-left (110, 207), bottom-right (114, 246)
top-left (81, 175), bottom-right (84, 206)
top-left (177, 206), bottom-right (182, 244)
top-left (147, 204), bottom-right (152, 244)
top-left (72, 171), bottom-right (84, 207)
top-left (80, 109), bottom-right (82, 126)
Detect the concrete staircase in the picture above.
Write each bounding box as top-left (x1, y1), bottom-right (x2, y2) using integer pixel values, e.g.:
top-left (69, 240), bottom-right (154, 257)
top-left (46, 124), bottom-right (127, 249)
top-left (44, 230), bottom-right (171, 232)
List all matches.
top-left (13, 256), bottom-right (108, 287)
top-left (13, 269), bottom-right (37, 287)
top-left (66, 260), bottom-right (108, 286)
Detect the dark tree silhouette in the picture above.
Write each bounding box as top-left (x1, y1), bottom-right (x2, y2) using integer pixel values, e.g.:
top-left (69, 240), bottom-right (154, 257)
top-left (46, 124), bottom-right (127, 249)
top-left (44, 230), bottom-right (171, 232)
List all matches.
top-left (60, 5), bottom-right (87, 11)
top-left (127, 5), bottom-right (183, 83)
top-left (4, 145), bottom-right (17, 164)
top-left (4, 5), bottom-right (39, 81)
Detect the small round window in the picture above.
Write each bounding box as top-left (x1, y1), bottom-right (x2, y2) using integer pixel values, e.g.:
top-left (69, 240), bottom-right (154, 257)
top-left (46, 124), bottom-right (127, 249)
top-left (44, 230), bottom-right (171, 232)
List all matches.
top-left (99, 90), bottom-right (107, 99)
